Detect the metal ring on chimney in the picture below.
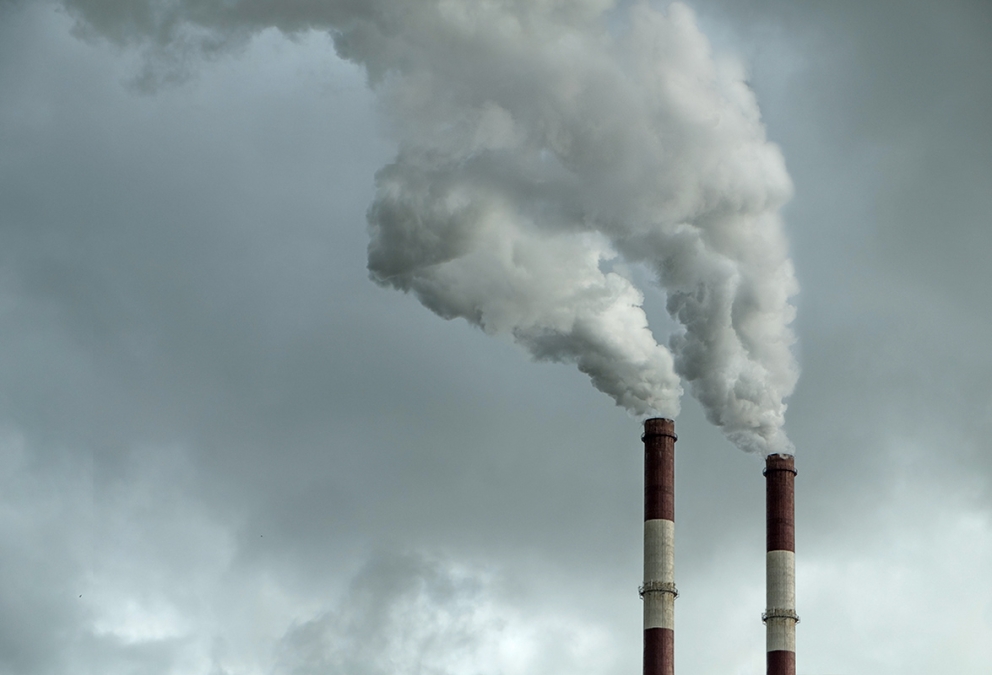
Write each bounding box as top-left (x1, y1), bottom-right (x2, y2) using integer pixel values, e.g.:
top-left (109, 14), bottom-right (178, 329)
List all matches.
top-left (639, 581), bottom-right (679, 599)
top-left (641, 431), bottom-right (678, 442)
top-left (761, 609), bottom-right (800, 624)
top-left (762, 466), bottom-right (798, 476)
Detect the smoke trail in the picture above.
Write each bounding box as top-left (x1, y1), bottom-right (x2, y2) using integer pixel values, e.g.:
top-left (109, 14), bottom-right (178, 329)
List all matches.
top-left (63, 0), bottom-right (799, 454)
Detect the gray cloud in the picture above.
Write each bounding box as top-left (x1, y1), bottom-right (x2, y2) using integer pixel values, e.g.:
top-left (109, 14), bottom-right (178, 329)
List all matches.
top-left (273, 551), bottom-right (618, 675)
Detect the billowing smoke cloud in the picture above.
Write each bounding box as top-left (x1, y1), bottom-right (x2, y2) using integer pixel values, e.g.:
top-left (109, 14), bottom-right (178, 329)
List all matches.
top-left (61, 0), bottom-right (799, 454)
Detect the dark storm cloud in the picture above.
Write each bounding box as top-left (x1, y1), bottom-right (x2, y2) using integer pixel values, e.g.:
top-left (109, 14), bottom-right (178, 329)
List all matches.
top-left (684, 9), bottom-right (992, 668)
top-left (0, 2), bottom-right (650, 656)
top-left (700, 0), bottom-right (992, 472)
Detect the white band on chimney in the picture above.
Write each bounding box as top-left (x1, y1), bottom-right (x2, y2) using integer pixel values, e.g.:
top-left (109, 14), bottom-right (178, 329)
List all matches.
top-left (644, 519), bottom-right (675, 583)
top-left (765, 550), bottom-right (797, 653)
top-left (643, 589), bottom-right (675, 630)
top-left (643, 518), bottom-right (675, 630)
top-left (766, 615), bottom-right (797, 652)
top-left (766, 550), bottom-right (795, 609)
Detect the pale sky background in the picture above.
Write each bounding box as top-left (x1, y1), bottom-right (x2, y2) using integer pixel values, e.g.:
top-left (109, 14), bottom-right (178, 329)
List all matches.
top-left (1, 1), bottom-right (991, 674)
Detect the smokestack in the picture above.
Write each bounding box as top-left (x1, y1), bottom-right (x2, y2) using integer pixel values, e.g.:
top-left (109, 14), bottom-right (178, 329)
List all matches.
top-left (641, 418), bottom-right (677, 675)
top-left (764, 454), bottom-right (798, 675)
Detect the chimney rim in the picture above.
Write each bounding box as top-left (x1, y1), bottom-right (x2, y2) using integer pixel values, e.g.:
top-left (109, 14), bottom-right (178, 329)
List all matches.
top-left (763, 454), bottom-right (797, 476)
top-left (642, 417), bottom-right (677, 442)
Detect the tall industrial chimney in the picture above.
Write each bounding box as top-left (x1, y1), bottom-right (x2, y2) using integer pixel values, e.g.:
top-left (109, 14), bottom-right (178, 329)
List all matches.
top-left (764, 453), bottom-right (798, 675)
top-left (641, 418), bottom-right (677, 675)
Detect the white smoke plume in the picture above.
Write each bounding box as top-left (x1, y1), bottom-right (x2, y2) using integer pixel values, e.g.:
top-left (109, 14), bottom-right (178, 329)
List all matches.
top-left (62, 0), bottom-right (799, 454)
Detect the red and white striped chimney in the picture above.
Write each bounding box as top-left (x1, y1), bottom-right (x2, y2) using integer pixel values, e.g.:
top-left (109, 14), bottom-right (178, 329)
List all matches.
top-left (764, 453), bottom-right (798, 675)
top-left (641, 418), bottom-right (677, 675)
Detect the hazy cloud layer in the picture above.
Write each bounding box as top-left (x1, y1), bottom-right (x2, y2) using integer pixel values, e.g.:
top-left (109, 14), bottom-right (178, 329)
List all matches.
top-left (275, 551), bottom-right (619, 675)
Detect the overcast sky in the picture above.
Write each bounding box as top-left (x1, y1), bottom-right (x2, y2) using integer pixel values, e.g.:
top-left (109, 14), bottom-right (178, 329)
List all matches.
top-left (1, 1), bottom-right (991, 674)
